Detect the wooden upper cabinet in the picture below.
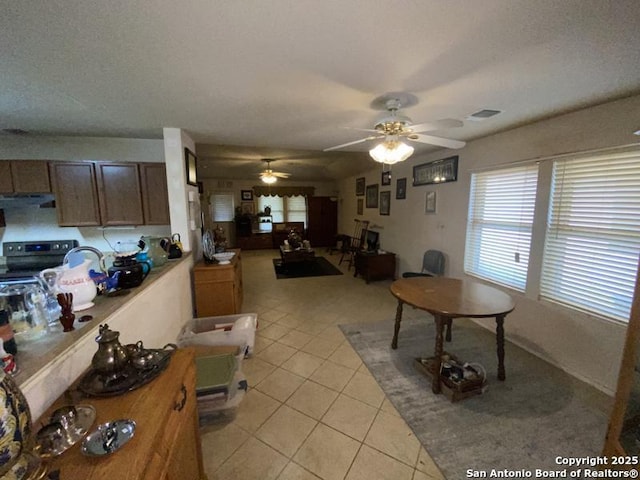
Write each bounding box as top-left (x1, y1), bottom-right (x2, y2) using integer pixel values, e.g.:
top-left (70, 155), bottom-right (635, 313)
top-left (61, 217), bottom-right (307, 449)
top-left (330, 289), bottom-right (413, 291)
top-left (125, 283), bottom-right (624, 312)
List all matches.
top-left (95, 162), bottom-right (144, 226)
top-left (49, 162), bottom-right (101, 226)
top-left (0, 160), bottom-right (51, 193)
top-left (11, 160), bottom-right (51, 193)
top-left (0, 162), bottom-right (12, 193)
top-left (139, 163), bottom-right (170, 225)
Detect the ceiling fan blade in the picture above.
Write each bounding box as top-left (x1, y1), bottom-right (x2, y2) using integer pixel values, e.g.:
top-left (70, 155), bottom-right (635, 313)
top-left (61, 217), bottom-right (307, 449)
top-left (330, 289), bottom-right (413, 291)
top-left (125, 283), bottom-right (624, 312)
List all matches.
top-left (273, 172), bottom-right (290, 178)
top-left (323, 136), bottom-right (380, 152)
top-left (343, 127), bottom-right (380, 134)
top-left (408, 119), bottom-right (463, 133)
top-left (410, 133), bottom-right (466, 149)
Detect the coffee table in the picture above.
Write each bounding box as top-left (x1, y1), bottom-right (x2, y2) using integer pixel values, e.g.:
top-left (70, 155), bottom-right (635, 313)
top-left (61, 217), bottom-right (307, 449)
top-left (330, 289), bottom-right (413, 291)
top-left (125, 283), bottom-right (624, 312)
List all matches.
top-left (279, 245), bottom-right (315, 265)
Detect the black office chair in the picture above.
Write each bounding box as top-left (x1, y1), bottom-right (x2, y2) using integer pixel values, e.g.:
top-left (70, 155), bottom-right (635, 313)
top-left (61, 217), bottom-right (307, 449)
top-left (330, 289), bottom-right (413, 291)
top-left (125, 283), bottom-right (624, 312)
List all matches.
top-left (402, 250), bottom-right (445, 278)
top-left (402, 250), bottom-right (452, 341)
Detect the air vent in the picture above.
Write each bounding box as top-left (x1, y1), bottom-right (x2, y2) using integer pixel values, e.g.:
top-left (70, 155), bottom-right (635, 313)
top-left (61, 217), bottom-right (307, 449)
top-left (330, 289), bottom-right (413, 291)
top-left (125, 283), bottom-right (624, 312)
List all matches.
top-left (466, 109), bottom-right (502, 121)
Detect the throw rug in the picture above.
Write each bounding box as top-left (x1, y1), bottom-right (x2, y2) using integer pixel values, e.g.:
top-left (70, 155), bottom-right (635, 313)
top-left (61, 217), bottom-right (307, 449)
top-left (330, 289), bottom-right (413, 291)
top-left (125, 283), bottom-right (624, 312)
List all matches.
top-left (339, 317), bottom-right (610, 479)
top-left (272, 256), bottom-right (343, 279)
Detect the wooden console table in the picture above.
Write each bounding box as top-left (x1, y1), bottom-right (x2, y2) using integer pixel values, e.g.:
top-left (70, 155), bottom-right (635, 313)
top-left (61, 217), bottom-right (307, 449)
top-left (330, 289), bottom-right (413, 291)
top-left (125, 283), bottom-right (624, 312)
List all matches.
top-left (38, 348), bottom-right (207, 479)
top-left (354, 251), bottom-right (396, 283)
top-left (390, 277), bottom-right (515, 394)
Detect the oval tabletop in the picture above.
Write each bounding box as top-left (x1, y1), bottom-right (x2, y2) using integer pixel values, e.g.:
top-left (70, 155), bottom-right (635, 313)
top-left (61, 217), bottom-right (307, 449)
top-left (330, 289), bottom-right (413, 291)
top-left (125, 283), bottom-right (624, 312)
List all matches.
top-left (390, 277), bottom-right (515, 318)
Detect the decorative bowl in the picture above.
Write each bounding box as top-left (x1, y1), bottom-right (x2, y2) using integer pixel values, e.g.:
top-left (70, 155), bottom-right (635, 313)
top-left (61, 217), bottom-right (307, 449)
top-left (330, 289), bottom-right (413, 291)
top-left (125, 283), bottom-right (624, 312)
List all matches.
top-left (212, 252), bottom-right (235, 264)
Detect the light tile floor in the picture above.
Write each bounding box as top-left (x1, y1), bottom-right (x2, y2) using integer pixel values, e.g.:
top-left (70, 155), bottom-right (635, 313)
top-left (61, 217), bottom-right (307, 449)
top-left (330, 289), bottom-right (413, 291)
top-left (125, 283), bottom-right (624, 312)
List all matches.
top-left (200, 249), bottom-right (445, 480)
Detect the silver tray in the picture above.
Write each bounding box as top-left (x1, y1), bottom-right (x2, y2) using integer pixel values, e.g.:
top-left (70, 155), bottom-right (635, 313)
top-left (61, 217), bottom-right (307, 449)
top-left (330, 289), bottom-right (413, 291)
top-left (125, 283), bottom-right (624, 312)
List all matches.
top-left (35, 405), bottom-right (96, 458)
top-left (81, 419), bottom-right (136, 457)
top-left (78, 349), bottom-right (173, 397)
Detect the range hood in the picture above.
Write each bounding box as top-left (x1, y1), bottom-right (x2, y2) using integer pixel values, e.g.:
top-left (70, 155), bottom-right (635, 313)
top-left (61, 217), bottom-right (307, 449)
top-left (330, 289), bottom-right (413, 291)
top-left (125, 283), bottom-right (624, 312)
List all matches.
top-left (0, 194), bottom-right (55, 209)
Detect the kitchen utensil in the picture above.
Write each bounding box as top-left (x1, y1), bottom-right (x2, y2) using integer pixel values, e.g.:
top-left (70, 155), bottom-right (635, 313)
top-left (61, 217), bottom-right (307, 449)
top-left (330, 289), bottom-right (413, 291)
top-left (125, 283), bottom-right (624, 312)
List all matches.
top-left (57, 293), bottom-right (75, 332)
top-left (107, 255), bottom-right (148, 289)
top-left (0, 284), bottom-right (50, 343)
top-left (81, 419), bottom-right (136, 457)
top-left (40, 258), bottom-right (97, 311)
top-left (91, 324), bottom-right (129, 378)
top-left (139, 236), bottom-right (168, 267)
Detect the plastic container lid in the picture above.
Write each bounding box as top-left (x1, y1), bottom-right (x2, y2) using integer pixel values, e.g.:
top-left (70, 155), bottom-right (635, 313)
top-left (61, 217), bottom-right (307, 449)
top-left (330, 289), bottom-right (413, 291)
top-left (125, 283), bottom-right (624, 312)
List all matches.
top-left (195, 354), bottom-right (238, 397)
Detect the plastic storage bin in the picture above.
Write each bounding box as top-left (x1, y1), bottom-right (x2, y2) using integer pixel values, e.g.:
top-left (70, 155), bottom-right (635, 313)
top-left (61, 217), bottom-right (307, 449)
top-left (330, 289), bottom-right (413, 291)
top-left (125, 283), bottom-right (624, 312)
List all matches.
top-left (178, 313), bottom-right (257, 356)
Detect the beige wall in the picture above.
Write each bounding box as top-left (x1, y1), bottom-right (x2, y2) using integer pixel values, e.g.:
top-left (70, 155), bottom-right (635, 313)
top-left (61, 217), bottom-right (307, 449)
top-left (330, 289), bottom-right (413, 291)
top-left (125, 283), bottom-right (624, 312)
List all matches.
top-left (337, 94), bottom-right (640, 394)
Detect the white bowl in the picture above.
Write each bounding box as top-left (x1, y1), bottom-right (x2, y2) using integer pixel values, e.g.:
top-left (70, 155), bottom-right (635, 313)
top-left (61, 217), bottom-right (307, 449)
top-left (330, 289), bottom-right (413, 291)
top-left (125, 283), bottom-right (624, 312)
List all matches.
top-left (213, 252), bottom-right (235, 263)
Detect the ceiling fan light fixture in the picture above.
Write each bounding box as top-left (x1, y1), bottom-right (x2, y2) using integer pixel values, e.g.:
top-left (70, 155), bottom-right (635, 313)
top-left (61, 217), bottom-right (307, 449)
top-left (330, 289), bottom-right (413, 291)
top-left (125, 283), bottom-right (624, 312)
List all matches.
top-left (369, 137), bottom-right (414, 165)
top-left (261, 172), bottom-right (277, 184)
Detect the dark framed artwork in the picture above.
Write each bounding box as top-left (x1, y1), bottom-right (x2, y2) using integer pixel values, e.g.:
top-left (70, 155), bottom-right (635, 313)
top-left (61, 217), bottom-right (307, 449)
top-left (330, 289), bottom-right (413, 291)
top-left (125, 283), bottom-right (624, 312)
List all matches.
top-left (413, 155), bottom-right (459, 186)
top-left (380, 191), bottom-right (390, 216)
top-left (184, 148), bottom-right (198, 186)
top-left (365, 184), bottom-right (379, 208)
top-left (381, 171), bottom-right (391, 186)
top-left (396, 178), bottom-right (407, 199)
top-left (241, 202), bottom-right (255, 215)
top-left (356, 177), bottom-right (365, 196)
top-left (357, 198), bottom-right (363, 215)
top-left (241, 190), bottom-right (253, 201)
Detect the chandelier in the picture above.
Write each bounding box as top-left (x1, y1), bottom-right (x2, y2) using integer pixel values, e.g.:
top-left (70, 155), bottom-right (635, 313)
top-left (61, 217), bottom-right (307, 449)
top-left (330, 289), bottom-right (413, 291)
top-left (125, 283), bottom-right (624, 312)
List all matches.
top-left (369, 136), bottom-right (414, 165)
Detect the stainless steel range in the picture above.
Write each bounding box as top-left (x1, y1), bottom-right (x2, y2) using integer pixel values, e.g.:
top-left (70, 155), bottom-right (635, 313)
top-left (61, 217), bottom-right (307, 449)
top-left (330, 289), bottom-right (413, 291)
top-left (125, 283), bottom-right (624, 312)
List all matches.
top-left (1, 239), bottom-right (79, 284)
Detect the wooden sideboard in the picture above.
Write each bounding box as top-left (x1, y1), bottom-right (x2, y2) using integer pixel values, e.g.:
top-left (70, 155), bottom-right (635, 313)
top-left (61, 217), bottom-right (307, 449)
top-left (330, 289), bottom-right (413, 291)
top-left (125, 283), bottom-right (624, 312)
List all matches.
top-left (193, 249), bottom-right (243, 317)
top-left (39, 348), bottom-right (206, 479)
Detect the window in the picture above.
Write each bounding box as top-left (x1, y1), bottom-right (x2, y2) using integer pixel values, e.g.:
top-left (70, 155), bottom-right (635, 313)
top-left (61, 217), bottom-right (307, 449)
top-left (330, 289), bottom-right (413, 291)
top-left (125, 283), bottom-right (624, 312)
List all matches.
top-left (210, 192), bottom-right (234, 222)
top-left (540, 150), bottom-right (640, 322)
top-left (257, 195), bottom-right (307, 226)
top-left (464, 164), bottom-right (539, 291)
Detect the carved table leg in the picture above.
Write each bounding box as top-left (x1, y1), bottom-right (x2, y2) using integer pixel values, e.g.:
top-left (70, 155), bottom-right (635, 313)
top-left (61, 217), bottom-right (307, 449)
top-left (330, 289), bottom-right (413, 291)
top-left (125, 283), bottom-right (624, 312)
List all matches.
top-left (496, 315), bottom-right (506, 381)
top-left (432, 315), bottom-right (446, 394)
top-left (391, 300), bottom-right (404, 349)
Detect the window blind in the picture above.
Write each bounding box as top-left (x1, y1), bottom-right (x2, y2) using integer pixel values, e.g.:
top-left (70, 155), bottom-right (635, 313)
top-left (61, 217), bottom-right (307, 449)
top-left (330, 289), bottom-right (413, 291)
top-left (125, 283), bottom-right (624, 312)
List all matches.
top-left (286, 195), bottom-right (307, 226)
top-left (258, 196), bottom-right (284, 222)
top-left (540, 151), bottom-right (640, 322)
top-left (464, 164), bottom-right (539, 291)
top-left (210, 193), bottom-right (234, 222)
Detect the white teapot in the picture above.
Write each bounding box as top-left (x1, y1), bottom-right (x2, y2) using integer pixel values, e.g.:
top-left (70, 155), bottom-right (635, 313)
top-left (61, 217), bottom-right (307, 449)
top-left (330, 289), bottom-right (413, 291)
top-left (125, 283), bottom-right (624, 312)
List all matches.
top-left (40, 258), bottom-right (97, 311)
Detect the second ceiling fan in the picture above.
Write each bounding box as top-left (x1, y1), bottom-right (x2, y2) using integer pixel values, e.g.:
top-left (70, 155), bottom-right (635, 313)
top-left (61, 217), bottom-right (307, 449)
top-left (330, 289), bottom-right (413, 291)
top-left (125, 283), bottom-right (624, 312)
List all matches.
top-left (259, 159), bottom-right (290, 184)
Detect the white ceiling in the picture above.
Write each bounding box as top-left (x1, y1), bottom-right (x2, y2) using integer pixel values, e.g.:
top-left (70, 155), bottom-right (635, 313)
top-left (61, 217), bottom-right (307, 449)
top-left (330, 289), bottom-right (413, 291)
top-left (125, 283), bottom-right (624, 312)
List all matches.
top-left (2, 1), bottom-right (639, 181)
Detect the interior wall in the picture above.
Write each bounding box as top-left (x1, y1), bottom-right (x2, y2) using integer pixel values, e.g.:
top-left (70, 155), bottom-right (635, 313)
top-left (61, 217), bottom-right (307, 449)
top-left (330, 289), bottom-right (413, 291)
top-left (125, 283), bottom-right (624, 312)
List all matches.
top-left (337, 94), bottom-right (640, 394)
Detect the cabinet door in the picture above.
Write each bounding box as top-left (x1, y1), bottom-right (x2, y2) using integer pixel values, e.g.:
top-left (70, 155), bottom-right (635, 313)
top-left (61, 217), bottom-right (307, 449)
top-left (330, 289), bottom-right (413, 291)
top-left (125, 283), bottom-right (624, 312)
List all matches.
top-left (307, 197), bottom-right (338, 247)
top-left (11, 160), bottom-right (51, 193)
top-left (95, 162), bottom-right (144, 225)
top-left (49, 162), bottom-right (101, 226)
top-left (140, 163), bottom-right (170, 225)
top-left (0, 162), bottom-right (13, 193)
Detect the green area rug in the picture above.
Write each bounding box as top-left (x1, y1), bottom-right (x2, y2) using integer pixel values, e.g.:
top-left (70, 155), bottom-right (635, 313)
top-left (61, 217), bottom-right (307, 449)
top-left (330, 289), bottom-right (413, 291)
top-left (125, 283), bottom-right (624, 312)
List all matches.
top-left (272, 256), bottom-right (343, 279)
top-left (340, 317), bottom-right (611, 479)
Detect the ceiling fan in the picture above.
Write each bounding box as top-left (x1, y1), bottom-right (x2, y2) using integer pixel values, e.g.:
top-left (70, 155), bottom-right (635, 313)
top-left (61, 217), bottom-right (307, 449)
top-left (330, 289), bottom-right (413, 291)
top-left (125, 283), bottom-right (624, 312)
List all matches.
top-left (259, 159), bottom-right (290, 184)
top-left (324, 97), bottom-right (466, 163)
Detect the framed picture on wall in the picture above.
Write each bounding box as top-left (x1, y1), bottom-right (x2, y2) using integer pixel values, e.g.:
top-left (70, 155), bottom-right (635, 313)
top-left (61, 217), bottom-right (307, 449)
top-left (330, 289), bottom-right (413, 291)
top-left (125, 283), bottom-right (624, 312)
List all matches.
top-left (380, 191), bottom-right (390, 215)
top-left (413, 155), bottom-right (459, 186)
top-left (356, 177), bottom-right (365, 196)
top-left (365, 184), bottom-right (379, 208)
top-left (184, 148), bottom-right (198, 186)
top-left (381, 171), bottom-right (391, 186)
top-left (241, 190), bottom-right (253, 201)
top-left (357, 198), bottom-right (363, 215)
top-left (396, 178), bottom-right (407, 199)
top-left (425, 191), bottom-right (437, 214)
top-left (241, 202), bottom-right (255, 215)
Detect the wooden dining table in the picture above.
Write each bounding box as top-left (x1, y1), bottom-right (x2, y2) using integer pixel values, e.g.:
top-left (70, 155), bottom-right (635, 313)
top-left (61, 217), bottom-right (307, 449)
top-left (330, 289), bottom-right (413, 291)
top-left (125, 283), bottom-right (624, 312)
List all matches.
top-left (390, 276), bottom-right (516, 394)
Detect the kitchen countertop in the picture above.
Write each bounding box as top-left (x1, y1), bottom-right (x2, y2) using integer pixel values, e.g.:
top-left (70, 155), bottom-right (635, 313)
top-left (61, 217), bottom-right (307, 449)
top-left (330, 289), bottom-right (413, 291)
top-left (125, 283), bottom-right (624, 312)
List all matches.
top-left (11, 256), bottom-right (191, 388)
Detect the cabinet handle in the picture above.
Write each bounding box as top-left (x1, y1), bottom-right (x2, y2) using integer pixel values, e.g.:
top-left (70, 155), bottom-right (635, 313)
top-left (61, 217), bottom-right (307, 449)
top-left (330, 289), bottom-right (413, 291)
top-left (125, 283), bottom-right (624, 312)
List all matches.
top-left (174, 384), bottom-right (187, 411)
